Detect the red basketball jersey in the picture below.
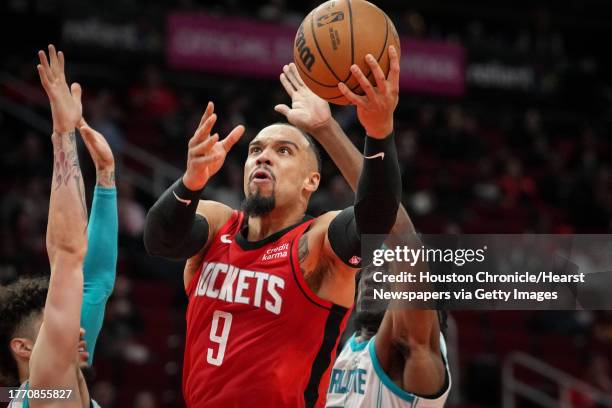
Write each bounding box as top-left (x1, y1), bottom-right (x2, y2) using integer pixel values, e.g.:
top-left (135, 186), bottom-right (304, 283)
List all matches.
top-left (183, 211), bottom-right (351, 408)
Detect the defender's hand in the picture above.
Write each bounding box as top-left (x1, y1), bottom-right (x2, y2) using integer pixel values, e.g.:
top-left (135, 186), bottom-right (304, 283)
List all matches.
top-left (338, 45), bottom-right (400, 139)
top-left (275, 63), bottom-right (332, 134)
top-left (183, 102), bottom-right (245, 191)
top-left (36, 44), bottom-right (82, 134)
top-left (78, 118), bottom-right (116, 187)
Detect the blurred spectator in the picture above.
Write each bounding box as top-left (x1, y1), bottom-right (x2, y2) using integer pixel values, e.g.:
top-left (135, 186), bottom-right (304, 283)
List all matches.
top-left (497, 157), bottom-right (537, 207)
top-left (91, 381), bottom-right (117, 408)
top-left (87, 89), bottom-right (125, 156)
top-left (563, 354), bottom-right (612, 408)
top-left (130, 66), bottom-right (178, 118)
top-left (134, 391), bottom-right (158, 408)
top-left (118, 179), bottom-right (147, 239)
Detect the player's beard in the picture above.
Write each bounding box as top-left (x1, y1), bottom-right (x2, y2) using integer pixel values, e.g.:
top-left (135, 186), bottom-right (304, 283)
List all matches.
top-left (242, 188), bottom-right (276, 217)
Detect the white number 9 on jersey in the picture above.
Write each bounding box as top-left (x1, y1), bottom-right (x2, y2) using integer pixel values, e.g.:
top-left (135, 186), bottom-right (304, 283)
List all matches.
top-left (207, 310), bottom-right (233, 366)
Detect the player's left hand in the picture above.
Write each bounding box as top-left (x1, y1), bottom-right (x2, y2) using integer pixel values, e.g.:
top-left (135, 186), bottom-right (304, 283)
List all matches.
top-left (275, 63), bottom-right (332, 134)
top-left (36, 44), bottom-right (83, 135)
top-left (79, 118), bottom-right (116, 188)
top-left (338, 45), bottom-right (400, 139)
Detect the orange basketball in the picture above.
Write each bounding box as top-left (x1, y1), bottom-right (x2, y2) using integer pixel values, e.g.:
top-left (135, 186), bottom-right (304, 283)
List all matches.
top-left (293, 0), bottom-right (400, 105)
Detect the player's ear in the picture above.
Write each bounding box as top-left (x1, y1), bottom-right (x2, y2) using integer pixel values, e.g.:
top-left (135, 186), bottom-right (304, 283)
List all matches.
top-left (10, 337), bottom-right (34, 360)
top-left (303, 171), bottom-right (320, 193)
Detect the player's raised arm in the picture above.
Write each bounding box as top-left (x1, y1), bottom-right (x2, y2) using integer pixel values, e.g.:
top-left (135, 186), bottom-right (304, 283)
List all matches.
top-left (288, 46), bottom-right (402, 271)
top-left (29, 44), bottom-right (88, 390)
top-left (143, 103), bottom-right (245, 260)
top-left (375, 230), bottom-right (449, 399)
top-left (276, 59), bottom-right (414, 237)
top-left (78, 118), bottom-right (118, 365)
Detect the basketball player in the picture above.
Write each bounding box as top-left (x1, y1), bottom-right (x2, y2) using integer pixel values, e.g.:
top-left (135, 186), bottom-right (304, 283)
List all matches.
top-left (143, 45), bottom-right (402, 407)
top-left (1, 45), bottom-right (118, 407)
top-left (276, 63), bottom-right (450, 407)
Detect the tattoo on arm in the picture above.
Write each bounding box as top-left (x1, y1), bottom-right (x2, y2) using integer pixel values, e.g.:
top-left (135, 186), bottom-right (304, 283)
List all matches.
top-left (298, 233), bottom-right (309, 265)
top-left (52, 131), bottom-right (88, 221)
top-left (96, 169), bottom-right (115, 188)
top-left (299, 233), bottom-right (325, 292)
top-left (298, 234), bottom-right (310, 279)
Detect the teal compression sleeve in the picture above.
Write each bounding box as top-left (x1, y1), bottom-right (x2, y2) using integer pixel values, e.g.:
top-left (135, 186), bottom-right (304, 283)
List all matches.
top-left (81, 186), bottom-right (118, 365)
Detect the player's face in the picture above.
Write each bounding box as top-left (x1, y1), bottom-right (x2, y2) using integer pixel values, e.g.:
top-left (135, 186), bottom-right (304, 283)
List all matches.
top-left (27, 313), bottom-right (89, 366)
top-left (244, 124), bottom-right (319, 210)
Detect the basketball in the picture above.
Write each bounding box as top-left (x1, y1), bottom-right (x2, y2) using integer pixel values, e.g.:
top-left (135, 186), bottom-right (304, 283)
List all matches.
top-left (293, 0), bottom-right (400, 105)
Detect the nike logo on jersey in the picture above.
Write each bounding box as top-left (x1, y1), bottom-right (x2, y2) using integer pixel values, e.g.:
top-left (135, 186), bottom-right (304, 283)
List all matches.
top-left (173, 191), bottom-right (192, 206)
top-left (364, 152), bottom-right (384, 160)
top-left (220, 234), bottom-right (232, 244)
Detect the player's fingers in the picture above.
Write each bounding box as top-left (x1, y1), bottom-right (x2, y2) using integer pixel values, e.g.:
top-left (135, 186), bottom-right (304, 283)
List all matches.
top-left (283, 65), bottom-right (300, 91)
top-left (198, 101), bottom-right (214, 129)
top-left (36, 65), bottom-right (50, 91)
top-left (190, 114), bottom-right (217, 147)
top-left (48, 44), bottom-right (60, 76)
top-left (387, 45), bottom-right (400, 88)
top-left (285, 63), bottom-right (304, 89)
top-left (338, 81), bottom-right (367, 108)
top-left (274, 104), bottom-right (291, 117)
top-left (350, 64), bottom-right (376, 101)
top-left (79, 122), bottom-right (98, 153)
top-left (279, 73), bottom-right (295, 97)
top-left (282, 65), bottom-right (297, 90)
top-left (221, 125), bottom-right (246, 153)
top-left (288, 63), bottom-right (306, 87)
top-left (190, 133), bottom-right (218, 157)
top-left (58, 51), bottom-right (65, 76)
top-left (71, 82), bottom-right (82, 105)
top-left (365, 54), bottom-right (387, 93)
top-left (38, 50), bottom-right (53, 82)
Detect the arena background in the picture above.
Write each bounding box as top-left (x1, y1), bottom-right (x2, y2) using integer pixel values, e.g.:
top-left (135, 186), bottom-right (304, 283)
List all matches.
top-left (1, 0), bottom-right (611, 407)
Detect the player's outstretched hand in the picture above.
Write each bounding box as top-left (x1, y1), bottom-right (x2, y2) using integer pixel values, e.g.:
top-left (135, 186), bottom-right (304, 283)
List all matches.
top-left (182, 102), bottom-right (245, 191)
top-left (338, 45), bottom-right (400, 139)
top-left (36, 44), bottom-right (82, 134)
top-left (79, 118), bottom-right (116, 188)
top-left (275, 63), bottom-right (332, 134)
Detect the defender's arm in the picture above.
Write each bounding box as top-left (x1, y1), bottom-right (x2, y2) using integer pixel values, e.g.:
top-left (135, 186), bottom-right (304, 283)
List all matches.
top-left (30, 44), bottom-right (88, 390)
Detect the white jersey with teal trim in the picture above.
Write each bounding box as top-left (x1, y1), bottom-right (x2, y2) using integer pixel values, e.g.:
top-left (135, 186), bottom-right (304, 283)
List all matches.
top-left (326, 333), bottom-right (451, 408)
top-left (6, 381), bottom-right (27, 408)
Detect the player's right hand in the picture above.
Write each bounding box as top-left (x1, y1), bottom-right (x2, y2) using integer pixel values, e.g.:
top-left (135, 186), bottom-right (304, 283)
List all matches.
top-left (183, 102), bottom-right (245, 191)
top-left (79, 118), bottom-right (116, 188)
top-left (275, 63), bottom-right (332, 134)
top-left (338, 45), bottom-right (400, 139)
top-left (36, 44), bottom-right (82, 134)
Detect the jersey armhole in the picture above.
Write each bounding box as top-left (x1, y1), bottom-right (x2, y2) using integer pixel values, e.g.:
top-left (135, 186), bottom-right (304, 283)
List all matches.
top-left (368, 335), bottom-right (452, 403)
top-left (289, 222), bottom-right (335, 310)
top-left (185, 210), bottom-right (243, 296)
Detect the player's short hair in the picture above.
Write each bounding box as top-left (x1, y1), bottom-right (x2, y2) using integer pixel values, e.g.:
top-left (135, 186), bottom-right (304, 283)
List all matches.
top-left (271, 123), bottom-right (322, 173)
top-left (0, 277), bottom-right (48, 385)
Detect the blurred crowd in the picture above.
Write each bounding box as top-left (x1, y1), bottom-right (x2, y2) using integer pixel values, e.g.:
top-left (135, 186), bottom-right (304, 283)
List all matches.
top-left (1, 0), bottom-right (612, 407)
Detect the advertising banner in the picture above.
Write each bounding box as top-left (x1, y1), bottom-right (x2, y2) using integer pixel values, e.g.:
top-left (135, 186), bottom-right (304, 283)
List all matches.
top-left (167, 13), bottom-right (465, 96)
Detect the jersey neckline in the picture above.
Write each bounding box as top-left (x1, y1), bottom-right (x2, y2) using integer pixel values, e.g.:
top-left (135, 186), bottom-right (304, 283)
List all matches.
top-left (235, 213), bottom-right (313, 250)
